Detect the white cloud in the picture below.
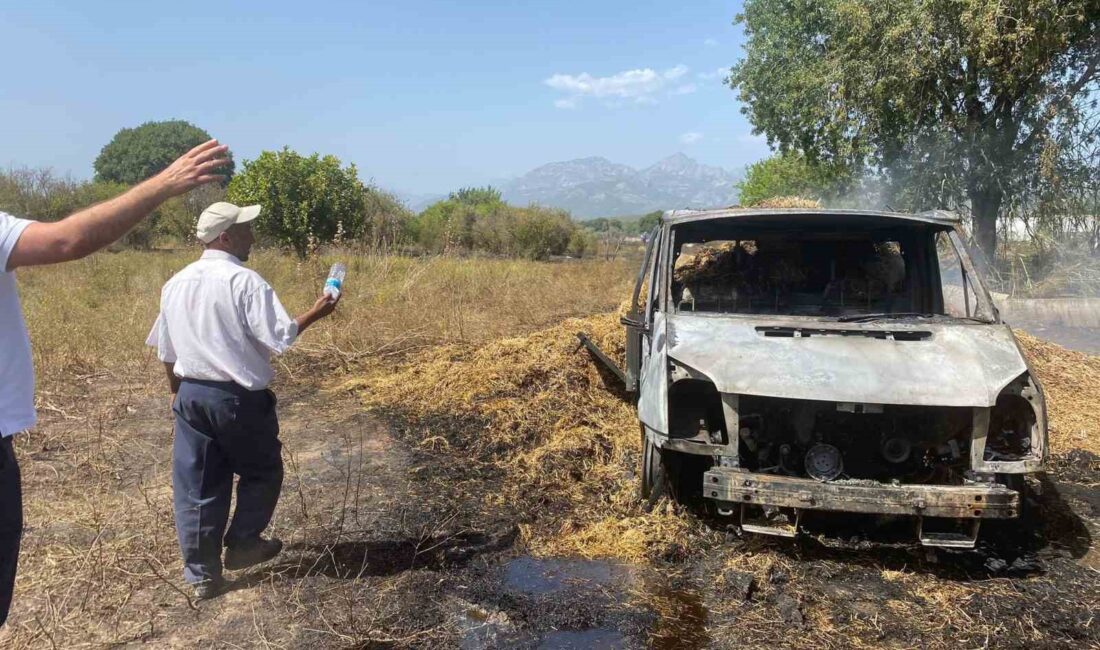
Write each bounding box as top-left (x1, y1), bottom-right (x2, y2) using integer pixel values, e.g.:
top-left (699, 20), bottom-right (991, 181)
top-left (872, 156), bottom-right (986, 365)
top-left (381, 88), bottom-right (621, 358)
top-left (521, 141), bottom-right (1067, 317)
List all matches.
top-left (680, 132), bottom-right (703, 145)
top-left (696, 67), bottom-right (729, 82)
top-left (704, 38), bottom-right (719, 47)
top-left (663, 64), bottom-right (689, 81)
top-left (545, 64), bottom-right (692, 107)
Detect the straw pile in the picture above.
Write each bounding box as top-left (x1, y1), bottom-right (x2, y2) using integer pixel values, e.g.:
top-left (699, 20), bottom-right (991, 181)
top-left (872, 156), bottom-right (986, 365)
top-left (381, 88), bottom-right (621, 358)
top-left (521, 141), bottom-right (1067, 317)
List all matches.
top-left (673, 242), bottom-right (742, 285)
top-left (747, 196), bottom-right (823, 209)
top-left (347, 311), bottom-right (1098, 561)
top-left (346, 310), bottom-right (704, 561)
top-left (1016, 332), bottom-right (1100, 456)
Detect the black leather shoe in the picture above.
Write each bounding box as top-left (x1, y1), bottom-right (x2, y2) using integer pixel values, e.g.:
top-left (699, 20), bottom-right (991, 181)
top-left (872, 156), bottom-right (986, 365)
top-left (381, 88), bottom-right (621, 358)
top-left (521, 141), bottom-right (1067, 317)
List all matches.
top-left (224, 537), bottom-right (284, 571)
top-left (193, 577), bottom-right (227, 600)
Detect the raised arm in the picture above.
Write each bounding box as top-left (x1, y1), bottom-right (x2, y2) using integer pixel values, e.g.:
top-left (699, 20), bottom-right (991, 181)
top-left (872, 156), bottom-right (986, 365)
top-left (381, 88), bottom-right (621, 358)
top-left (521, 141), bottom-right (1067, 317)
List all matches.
top-left (6, 140), bottom-right (230, 271)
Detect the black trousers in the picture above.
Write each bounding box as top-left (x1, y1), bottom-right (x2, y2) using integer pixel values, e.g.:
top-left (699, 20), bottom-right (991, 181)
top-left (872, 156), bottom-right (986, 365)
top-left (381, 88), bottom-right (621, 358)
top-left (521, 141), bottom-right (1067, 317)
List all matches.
top-left (0, 435), bottom-right (21, 627)
top-left (173, 379), bottom-right (283, 584)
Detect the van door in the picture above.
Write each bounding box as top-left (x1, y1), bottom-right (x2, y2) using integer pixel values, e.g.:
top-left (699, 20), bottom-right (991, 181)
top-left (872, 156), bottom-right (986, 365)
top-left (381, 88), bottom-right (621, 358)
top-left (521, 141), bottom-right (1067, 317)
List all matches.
top-left (636, 227), bottom-right (668, 434)
top-left (623, 227), bottom-right (659, 391)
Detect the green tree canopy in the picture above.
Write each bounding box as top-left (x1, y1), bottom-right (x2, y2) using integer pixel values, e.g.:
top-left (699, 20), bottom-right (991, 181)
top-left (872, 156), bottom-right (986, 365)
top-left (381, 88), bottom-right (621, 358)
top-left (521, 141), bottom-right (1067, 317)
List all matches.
top-left (637, 210), bottom-right (663, 233)
top-left (450, 186), bottom-right (503, 206)
top-left (94, 120), bottom-right (234, 185)
top-left (582, 217), bottom-right (617, 233)
top-left (226, 148), bottom-right (366, 257)
top-left (730, 0), bottom-right (1099, 257)
top-left (737, 152), bottom-right (853, 206)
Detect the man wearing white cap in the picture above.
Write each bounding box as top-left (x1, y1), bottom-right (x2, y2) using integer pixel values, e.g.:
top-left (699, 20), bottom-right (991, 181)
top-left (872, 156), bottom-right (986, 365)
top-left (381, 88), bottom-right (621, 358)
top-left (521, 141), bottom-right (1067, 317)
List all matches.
top-left (146, 202), bottom-right (339, 599)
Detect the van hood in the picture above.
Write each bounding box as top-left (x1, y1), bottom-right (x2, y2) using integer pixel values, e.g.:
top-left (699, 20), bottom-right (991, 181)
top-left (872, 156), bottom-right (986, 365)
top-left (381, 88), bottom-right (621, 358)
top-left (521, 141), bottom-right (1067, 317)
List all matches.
top-left (666, 314), bottom-right (1028, 407)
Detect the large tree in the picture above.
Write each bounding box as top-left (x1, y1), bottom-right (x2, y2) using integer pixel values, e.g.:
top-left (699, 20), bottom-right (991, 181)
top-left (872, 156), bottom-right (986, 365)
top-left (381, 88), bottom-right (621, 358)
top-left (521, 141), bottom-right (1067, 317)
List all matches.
top-left (95, 120), bottom-right (234, 185)
top-left (730, 0), bottom-right (1099, 258)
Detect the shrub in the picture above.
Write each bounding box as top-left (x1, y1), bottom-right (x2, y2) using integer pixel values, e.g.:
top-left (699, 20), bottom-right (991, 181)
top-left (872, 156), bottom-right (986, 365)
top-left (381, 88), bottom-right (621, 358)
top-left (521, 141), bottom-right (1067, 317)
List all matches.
top-left (226, 148), bottom-right (367, 257)
top-left (567, 228), bottom-right (598, 258)
top-left (414, 194), bottom-right (581, 260)
top-left (361, 186), bottom-right (414, 248)
top-left (511, 206), bottom-right (573, 260)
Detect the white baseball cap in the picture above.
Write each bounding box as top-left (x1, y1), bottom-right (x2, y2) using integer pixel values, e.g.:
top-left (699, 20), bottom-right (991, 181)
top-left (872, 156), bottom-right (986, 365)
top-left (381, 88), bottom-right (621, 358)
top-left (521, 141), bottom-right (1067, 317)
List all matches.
top-left (196, 202), bottom-right (262, 243)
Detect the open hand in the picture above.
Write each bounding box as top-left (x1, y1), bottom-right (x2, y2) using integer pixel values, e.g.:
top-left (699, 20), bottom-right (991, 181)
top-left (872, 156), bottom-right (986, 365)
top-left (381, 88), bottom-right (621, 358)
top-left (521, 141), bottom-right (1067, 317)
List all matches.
top-left (153, 139), bottom-right (232, 197)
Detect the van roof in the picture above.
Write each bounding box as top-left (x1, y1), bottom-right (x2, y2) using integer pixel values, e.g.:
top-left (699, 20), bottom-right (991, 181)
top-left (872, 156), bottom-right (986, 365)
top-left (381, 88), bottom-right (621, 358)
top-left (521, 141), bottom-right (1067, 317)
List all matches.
top-left (663, 208), bottom-right (960, 228)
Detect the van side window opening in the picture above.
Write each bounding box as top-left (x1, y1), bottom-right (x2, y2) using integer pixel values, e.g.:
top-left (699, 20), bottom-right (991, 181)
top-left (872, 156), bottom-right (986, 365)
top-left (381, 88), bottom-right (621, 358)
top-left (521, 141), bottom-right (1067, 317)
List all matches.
top-left (646, 228), bottom-right (662, 323)
top-left (936, 230), bottom-right (980, 319)
top-left (631, 227), bottom-right (657, 316)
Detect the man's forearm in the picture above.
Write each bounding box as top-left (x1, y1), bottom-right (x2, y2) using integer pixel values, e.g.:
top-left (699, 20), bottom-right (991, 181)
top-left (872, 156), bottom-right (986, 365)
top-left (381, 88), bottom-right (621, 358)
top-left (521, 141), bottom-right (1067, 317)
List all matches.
top-left (51, 180), bottom-right (172, 261)
top-left (7, 139), bottom-right (229, 270)
top-left (163, 362), bottom-right (181, 394)
top-left (293, 294), bottom-right (339, 337)
top-left (294, 309), bottom-right (324, 335)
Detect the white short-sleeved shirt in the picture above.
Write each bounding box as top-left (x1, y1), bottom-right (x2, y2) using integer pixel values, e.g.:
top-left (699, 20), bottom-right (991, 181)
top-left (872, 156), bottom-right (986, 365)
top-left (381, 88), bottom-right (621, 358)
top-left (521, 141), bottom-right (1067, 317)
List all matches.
top-left (146, 249), bottom-right (298, 390)
top-left (0, 212), bottom-right (36, 437)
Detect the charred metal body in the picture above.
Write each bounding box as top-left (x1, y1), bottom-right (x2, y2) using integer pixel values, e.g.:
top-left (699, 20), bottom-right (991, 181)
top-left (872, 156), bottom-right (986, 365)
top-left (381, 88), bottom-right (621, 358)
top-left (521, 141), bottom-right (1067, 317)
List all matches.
top-left (585, 208), bottom-right (1047, 549)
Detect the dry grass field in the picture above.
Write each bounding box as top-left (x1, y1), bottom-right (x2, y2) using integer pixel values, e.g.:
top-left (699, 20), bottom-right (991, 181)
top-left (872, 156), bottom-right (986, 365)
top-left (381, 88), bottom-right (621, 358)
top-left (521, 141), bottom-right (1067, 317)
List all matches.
top-left (1, 247), bottom-right (1097, 649)
top-left (18, 247), bottom-right (634, 390)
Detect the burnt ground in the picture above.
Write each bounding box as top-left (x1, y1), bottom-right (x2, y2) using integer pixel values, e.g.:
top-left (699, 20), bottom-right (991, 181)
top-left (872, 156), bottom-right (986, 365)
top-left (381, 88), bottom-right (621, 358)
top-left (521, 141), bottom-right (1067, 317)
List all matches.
top-left (2, 374), bottom-right (1098, 649)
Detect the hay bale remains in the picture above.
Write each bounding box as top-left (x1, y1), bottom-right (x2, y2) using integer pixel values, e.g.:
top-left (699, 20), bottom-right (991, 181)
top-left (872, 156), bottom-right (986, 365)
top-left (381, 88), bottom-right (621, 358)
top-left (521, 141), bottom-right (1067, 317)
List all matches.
top-left (747, 196), bottom-right (823, 209)
top-left (1016, 332), bottom-right (1100, 455)
top-left (347, 311), bottom-right (709, 560)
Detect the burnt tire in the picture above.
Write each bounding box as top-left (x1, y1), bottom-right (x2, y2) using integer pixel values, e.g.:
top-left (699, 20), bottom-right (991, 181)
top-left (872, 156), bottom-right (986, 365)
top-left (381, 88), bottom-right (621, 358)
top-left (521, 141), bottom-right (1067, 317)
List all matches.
top-left (640, 425), bottom-right (668, 509)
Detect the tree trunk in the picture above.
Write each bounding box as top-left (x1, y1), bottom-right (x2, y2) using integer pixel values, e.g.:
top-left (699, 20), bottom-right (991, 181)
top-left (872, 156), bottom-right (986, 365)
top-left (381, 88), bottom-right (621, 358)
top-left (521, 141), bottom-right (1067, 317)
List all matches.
top-left (969, 186), bottom-right (1003, 263)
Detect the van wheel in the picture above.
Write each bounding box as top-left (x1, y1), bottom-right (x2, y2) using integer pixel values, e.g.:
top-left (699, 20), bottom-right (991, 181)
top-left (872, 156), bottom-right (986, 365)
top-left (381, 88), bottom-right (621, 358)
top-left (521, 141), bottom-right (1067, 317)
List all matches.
top-left (640, 425), bottom-right (667, 509)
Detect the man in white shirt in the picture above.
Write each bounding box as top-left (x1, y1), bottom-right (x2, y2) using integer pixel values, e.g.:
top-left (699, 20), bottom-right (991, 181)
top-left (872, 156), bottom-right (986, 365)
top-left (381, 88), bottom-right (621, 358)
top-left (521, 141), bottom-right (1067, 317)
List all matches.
top-left (0, 140), bottom-right (231, 627)
top-left (146, 202), bottom-right (339, 599)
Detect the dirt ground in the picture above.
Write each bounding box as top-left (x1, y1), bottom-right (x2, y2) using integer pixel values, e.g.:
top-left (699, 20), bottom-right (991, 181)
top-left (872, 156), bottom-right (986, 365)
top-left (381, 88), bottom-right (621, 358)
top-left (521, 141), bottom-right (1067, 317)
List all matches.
top-left (1, 342), bottom-right (1095, 650)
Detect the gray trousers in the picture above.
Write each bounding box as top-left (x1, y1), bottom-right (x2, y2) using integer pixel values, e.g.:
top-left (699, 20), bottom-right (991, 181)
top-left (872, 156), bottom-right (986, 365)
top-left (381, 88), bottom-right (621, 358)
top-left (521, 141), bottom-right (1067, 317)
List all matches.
top-left (173, 379), bottom-right (283, 584)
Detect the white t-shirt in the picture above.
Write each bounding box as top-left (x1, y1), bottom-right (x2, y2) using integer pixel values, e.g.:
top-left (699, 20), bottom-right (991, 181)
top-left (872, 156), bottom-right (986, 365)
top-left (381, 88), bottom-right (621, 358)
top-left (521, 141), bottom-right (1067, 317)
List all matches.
top-left (0, 212), bottom-right (36, 437)
top-left (146, 249), bottom-right (299, 390)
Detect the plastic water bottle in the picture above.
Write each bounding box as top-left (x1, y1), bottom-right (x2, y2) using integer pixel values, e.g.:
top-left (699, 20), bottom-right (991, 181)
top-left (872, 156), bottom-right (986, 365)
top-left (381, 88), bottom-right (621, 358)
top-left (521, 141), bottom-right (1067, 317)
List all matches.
top-left (323, 262), bottom-right (346, 299)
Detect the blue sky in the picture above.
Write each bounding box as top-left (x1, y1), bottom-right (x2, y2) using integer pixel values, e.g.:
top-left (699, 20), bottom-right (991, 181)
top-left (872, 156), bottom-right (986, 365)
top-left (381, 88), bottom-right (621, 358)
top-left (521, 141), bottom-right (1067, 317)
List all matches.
top-left (1, 0), bottom-right (770, 195)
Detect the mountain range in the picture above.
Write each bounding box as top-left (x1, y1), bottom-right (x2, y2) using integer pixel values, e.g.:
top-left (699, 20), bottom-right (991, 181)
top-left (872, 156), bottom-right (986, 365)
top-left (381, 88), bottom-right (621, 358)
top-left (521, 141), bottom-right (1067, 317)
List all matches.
top-left (501, 153), bottom-right (741, 218)
top-left (400, 154), bottom-right (742, 217)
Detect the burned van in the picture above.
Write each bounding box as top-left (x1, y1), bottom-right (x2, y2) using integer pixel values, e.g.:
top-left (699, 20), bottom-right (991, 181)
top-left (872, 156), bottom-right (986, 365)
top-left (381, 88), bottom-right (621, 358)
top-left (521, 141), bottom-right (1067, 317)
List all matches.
top-left (581, 208), bottom-right (1046, 548)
